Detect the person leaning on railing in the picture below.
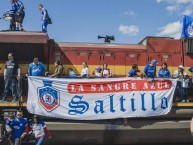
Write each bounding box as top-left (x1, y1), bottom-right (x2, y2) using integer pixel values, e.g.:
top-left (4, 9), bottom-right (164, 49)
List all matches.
top-left (102, 63), bottom-right (112, 78)
top-left (27, 57), bottom-right (46, 77)
top-left (172, 65), bottom-right (188, 102)
top-left (47, 60), bottom-right (64, 78)
top-left (158, 62), bottom-right (171, 78)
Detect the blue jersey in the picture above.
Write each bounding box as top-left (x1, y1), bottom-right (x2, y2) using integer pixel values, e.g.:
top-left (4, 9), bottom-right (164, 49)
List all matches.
top-left (28, 62), bottom-right (46, 76)
top-left (30, 121), bottom-right (46, 138)
top-left (189, 67), bottom-right (193, 83)
top-left (158, 68), bottom-right (171, 78)
top-left (6, 119), bottom-right (14, 130)
top-left (69, 71), bottom-right (77, 78)
top-left (144, 64), bottom-right (156, 78)
top-left (41, 8), bottom-right (49, 20)
top-left (10, 3), bottom-right (18, 13)
top-left (7, 117), bottom-right (28, 139)
top-left (128, 69), bottom-right (137, 77)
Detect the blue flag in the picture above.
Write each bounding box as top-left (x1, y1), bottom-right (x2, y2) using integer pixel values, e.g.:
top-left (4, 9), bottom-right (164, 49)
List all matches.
top-left (181, 15), bottom-right (193, 38)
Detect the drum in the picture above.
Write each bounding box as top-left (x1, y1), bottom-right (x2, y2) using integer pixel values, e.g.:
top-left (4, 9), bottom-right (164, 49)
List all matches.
top-left (2, 11), bottom-right (15, 21)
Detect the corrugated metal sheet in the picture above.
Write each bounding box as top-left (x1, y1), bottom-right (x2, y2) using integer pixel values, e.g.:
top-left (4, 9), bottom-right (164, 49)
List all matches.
top-left (0, 43), bottom-right (45, 62)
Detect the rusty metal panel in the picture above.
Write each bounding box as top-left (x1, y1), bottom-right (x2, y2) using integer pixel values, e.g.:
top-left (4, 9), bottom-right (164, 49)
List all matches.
top-left (0, 31), bottom-right (48, 43)
top-left (147, 38), bottom-right (182, 53)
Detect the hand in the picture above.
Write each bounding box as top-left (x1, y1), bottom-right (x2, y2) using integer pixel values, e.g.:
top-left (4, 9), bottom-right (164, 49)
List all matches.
top-left (48, 136), bottom-right (51, 139)
top-left (20, 133), bottom-right (26, 139)
top-left (17, 76), bottom-right (20, 81)
top-left (4, 76), bottom-right (6, 80)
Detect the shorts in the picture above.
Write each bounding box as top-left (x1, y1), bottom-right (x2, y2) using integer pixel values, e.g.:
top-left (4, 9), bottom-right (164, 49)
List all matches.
top-left (15, 12), bottom-right (25, 23)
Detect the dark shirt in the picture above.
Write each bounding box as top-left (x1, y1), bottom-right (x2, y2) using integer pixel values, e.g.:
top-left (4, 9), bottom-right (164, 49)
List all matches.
top-left (5, 60), bottom-right (20, 79)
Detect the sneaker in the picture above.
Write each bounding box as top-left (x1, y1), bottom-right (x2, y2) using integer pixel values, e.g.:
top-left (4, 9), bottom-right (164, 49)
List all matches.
top-left (181, 99), bottom-right (186, 103)
top-left (12, 99), bottom-right (18, 102)
top-left (21, 28), bottom-right (25, 31)
top-left (186, 99), bottom-right (189, 103)
top-left (0, 98), bottom-right (7, 102)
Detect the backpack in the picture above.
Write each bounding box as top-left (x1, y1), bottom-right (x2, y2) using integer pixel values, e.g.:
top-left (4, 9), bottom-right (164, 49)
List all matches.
top-left (46, 16), bottom-right (52, 24)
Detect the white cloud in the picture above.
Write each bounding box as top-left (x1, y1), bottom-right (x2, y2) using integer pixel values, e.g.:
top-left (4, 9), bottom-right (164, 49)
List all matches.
top-left (182, 7), bottom-right (193, 15)
top-left (119, 25), bottom-right (139, 36)
top-left (157, 0), bottom-right (193, 15)
top-left (125, 11), bottom-right (136, 16)
top-left (157, 0), bottom-right (193, 4)
top-left (157, 21), bottom-right (182, 39)
top-left (166, 5), bottom-right (178, 12)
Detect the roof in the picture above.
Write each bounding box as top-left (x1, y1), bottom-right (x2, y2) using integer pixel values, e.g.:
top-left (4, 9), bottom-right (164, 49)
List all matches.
top-left (138, 36), bottom-right (174, 45)
top-left (57, 42), bottom-right (146, 50)
top-left (0, 31), bottom-right (49, 43)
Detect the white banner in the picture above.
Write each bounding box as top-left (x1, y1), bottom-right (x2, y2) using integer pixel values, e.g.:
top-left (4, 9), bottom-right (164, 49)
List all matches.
top-left (27, 77), bottom-right (177, 120)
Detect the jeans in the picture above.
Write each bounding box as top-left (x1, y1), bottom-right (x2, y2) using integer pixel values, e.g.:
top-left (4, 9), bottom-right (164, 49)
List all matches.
top-left (42, 20), bottom-right (48, 32)
top-left (10, 138), bottom-right (21, 145)
top-left (4, 78), bottom-right (18, 100)
top-left (178, 82), bottom-right (183, 101)
top-left (182, 88), bottom-right (188, 101)
top-left (36, 136), bottom-right (46, 145)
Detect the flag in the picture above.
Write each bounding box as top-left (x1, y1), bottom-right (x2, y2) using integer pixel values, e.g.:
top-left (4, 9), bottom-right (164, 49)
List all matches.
top-left (181, 15), bottom-right (193, 38)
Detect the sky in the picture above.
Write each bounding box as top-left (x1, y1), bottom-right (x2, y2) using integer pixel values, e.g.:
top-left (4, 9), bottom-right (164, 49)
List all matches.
top-left (0, 0), bottom-right (192, 44)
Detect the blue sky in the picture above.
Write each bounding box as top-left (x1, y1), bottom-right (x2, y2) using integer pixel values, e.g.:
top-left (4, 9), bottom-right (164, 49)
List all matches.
top-left (0, 0), bottom-right (192, 44)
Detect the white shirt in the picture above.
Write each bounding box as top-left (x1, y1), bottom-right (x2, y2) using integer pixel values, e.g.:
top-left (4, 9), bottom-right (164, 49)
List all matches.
top-left (182, 79), bottom-right (189, 88)
top-left (31, 121), bottom-right (46, 138)
top-left (81, 67), bottom-right (89, 77)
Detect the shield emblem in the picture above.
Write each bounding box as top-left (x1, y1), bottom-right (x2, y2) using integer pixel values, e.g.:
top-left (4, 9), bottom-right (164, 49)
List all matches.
top-left (38, 86), bottom-right (60, 112)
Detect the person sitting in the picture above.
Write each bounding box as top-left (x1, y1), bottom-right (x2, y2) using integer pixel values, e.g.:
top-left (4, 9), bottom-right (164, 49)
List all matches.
top-left (29, 115), bottom-right (51, 145)
top-left (81, 61), bottom-right (89, 78)
top-left (47, 60), bottom-right (64, 78)
top-left (158, 62), bottom-right (171, 78)
top-left (102, 63), bottom-right (112, 78)
top-left (92, 67), bottom-right (102, 78)
top-left (5, 110), bottom-right (28, 145)
top-left (127, 64), bottom-right (140, 77)
top-left (68, 68), bottom-right (77, 78)
top-left (5, 113), bottom-right (15, 141)
top-left (28, 58), bottom-right (46, 77)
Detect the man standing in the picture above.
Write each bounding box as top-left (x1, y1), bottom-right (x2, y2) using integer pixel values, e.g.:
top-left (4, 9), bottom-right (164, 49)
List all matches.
top-left (15, 0), bottom-right (25, 31)
top-left (6, 110), bottom-right (28, 145)
top-left (38, 4), bottom-right (50, 32)
top-left (9, 0), bottom-right (18, 30)
top-left (28, 58), bottom-right (46, 76)
top-left (1, 53), bottom-right (20, 102)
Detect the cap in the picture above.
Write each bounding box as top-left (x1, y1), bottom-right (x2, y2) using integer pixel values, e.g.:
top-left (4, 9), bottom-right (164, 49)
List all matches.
top-left (38, 4), bottom-right (43, 7)
top-left (151, 59), bottom-right (158, 65)
top-left (96, 67), bottom-right (102, 72)
top-left (178, 65), bottom-right (184, 69)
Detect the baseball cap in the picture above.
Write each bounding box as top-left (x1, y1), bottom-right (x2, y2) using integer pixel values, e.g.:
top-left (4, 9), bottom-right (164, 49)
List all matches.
top-left (178, 65), bottom-right (184, 69)
top-left (151, 59), bottom-right (158, 65)
top-left (96, 67), bottom-right (102, 72)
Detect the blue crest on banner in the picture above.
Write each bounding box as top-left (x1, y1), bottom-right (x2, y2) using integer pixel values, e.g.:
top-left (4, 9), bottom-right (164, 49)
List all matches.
top-left (181, 15), bottom-right (193, 38)
top-left (37, 80), bottom-right (60, 112)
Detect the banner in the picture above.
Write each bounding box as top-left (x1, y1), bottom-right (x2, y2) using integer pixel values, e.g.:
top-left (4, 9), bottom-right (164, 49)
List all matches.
top-left (27, 77), bottom-right (177, 120)
top-left (181, 15), bottom-right (193, 38)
